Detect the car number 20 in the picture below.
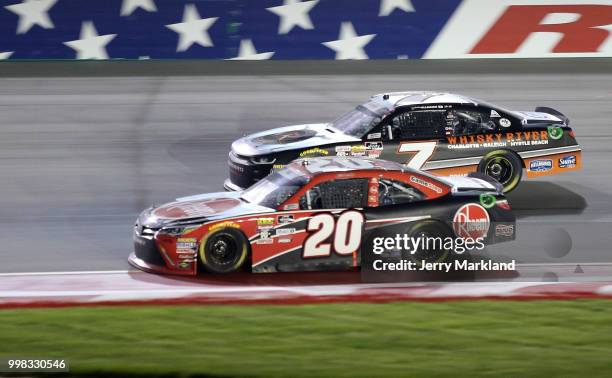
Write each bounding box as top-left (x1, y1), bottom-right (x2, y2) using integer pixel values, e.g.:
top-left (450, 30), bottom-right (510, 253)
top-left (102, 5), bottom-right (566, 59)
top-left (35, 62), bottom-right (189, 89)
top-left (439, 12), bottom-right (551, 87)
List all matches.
top-left (303, 211), bottom-right (364, 258)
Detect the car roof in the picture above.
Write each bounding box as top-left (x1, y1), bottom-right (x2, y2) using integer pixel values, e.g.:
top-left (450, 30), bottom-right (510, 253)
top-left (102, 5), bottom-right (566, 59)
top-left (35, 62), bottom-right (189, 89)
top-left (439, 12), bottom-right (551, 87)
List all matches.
top-left (370, 91), bottom-right (478, 107)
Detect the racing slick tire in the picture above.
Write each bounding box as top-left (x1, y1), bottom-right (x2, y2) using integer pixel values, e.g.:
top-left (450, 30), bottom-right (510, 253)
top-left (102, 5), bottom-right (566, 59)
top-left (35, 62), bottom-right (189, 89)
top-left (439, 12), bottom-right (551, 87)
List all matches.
top-left (199, 228), bottom-right (250, 273)
top-left (403, 220), bottom-right (454, 266)
top-left (477, 150), bottom-right (523, 193)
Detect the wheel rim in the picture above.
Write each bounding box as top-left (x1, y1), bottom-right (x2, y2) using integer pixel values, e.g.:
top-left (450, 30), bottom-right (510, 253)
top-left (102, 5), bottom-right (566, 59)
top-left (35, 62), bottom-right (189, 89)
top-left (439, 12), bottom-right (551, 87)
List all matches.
top-left (207, 234), bottom-right (238, 267)
top-left (485, 156), bottom-right (513, 185)
top-left (408, 231), bottom-right (449, 265)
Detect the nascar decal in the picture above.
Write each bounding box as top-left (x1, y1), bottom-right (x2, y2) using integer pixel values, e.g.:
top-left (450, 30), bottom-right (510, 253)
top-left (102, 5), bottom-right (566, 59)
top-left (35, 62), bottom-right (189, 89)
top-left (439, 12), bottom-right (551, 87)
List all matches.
top-left (453, 203), bottom-right (490, 239)
top-left (447, 131), bottom-right (549, 150)
top-left (425, 0), bottom-right (612, 59)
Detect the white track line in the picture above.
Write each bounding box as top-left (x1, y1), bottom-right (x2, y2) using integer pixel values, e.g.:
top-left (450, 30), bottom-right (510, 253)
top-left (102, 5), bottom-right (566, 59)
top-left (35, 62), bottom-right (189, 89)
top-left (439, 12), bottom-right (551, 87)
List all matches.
top-left (0, 262), bottom-right (611, 277)
top-left (0, 270), bottom-right (134, 277)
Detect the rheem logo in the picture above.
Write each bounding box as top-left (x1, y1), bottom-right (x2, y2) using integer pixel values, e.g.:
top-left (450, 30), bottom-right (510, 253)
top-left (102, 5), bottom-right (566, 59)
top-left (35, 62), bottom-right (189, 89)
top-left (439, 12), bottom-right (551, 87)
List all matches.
top-left (453, 203), bottom-right (491, 239)
top-left (425, 0), bottom-right (612, 59)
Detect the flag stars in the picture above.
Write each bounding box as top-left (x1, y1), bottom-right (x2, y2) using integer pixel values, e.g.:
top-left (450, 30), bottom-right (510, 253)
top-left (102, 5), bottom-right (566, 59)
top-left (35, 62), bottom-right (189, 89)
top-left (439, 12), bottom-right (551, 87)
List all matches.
top-left (379, 0), bottom-right (415, 17)
top-left (63, 21), bottom-right (117, 60)
top-left (229, 39), bottom-right (274, 60)
top-left (267, 0), bottom-right (319, 35)
top-left (120, 0), bottom-right (157, 17)
top-left (322, 22), bottom-right (376, 60)
top-left (166, 4), bottom-right (218, 52)
top-left (5, 0), bottom-right (57, 34)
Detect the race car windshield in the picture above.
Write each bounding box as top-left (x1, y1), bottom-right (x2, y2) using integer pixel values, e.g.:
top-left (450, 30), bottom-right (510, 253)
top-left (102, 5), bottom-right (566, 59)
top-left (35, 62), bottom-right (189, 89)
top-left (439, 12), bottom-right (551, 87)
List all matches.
top-left (330, 102), bottom-right (389, 138)
top-left (240, 169), bottom-right (310, 209)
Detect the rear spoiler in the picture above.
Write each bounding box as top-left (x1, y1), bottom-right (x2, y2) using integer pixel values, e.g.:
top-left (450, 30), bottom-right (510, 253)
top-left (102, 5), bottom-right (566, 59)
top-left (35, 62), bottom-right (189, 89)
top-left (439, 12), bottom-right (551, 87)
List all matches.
top-left (467, 172), bottom-right (503, 193)
top-left (535, 106), bottom-right (570, 126)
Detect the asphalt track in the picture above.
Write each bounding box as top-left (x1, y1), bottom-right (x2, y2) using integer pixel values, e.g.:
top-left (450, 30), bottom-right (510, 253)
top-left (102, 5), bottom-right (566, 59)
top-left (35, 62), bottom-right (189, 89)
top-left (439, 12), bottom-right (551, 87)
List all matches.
top-left (1, 61), bottom-right (611, 283)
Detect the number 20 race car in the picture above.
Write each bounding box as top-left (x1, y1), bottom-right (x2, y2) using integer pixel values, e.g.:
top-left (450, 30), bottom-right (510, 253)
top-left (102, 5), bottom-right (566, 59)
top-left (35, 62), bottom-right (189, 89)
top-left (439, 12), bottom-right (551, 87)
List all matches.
top-left (225, 91), bottom-right (581, 193)
top-left (130, 157), bottom-right (515, 275)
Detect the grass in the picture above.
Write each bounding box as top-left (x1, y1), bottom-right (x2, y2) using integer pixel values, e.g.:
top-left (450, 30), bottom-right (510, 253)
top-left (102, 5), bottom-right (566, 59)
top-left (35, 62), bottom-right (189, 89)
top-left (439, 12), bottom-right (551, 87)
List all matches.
top-left (1, 300), bottom-right (612, 377)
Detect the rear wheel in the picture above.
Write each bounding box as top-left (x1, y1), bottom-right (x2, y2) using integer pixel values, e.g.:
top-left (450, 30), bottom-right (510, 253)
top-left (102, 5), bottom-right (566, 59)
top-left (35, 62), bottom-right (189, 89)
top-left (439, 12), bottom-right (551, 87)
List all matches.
top-left (199, 228), bottom-right (249, 273)
top-left (477, 150), bottom-right (522, 193)
top-left (404, 220), bottom-right (454, 265)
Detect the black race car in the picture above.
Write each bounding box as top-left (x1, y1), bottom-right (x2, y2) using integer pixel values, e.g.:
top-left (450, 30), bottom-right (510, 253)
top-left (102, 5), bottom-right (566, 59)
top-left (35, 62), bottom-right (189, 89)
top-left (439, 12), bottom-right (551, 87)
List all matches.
top-left (225, 92), bottom-right (581, 192)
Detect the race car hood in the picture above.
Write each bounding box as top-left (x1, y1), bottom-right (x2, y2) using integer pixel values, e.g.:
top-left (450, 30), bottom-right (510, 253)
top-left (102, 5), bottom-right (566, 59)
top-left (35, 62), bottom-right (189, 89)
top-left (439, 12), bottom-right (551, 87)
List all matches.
top-left (141, 191), bottom-right (272, 227)
top-left (231, 123), bottom-right (360, 157)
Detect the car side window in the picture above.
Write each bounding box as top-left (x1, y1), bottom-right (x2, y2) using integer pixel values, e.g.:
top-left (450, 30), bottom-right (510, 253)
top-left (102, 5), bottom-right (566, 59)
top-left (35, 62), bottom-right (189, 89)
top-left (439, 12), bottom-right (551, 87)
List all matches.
top-left (386, 110), bottom-right (446, 140)
top-left (299, 178), bottom-right (369, 210)
top-left (378, 179), bottom-right (425, 206)
top-left (446, 108), bottom-right (497, 136)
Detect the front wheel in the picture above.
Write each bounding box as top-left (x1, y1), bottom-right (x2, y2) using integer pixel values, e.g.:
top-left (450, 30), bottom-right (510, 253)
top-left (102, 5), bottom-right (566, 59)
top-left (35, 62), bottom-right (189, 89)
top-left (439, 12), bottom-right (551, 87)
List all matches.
top-left (477, 150), bottom-right (523, 193)
top-left (199, 228), bottom-right (249, 273)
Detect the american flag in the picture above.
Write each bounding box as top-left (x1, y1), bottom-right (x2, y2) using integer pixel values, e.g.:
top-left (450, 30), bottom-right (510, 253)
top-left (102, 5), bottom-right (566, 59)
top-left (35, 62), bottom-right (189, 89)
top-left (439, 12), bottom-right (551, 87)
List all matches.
top-left (0, 0), bottom-right (460, 60)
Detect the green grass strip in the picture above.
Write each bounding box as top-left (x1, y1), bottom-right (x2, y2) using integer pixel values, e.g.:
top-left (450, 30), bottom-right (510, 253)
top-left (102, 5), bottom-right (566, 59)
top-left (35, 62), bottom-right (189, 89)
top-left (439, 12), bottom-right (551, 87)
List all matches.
top-left (1, 300), bottom-right (612, 377)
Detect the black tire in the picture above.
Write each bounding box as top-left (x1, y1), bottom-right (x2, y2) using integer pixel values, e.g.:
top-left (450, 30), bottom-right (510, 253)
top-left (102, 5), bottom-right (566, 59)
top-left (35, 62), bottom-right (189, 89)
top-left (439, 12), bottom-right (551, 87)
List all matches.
top-left (477, 150), bottom-right (523, 193)
top-left (403, 220), bottom-right (454, 266)
top-left (199, 228), bottom-right (249, 273)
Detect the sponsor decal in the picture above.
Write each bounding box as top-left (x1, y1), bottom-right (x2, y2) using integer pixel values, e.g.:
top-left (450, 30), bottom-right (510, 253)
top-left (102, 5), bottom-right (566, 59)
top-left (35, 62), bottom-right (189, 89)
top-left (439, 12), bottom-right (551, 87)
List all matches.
top-left (276, 228), bottom-right (296, 236)
top-left (499, 118), bottom-right (511, 128)
top-left (228, 161), bottom-right (244, 172)
top-left (548, 126), bottom-right (564, 140)
top-left (335, 146), bottom-right (351, 153)
top-left (447, 131), bottom-right (549, 149)
top-left (272, 164), bottom-right (286, 170)
top-left (176, 238), bottom-right (197, 250)
top-left (299, 147), bottom-right (329, 157)
top-left (529, 159), bottom-right (553, 172)
top-left (277, 215), bottom-right (295, 224)
top-left (284, 203), bottom-right (299, 210)
top-left (453, 203), bottom-right (491, 239)
top-left (410, 176), bottom-right (443, 194)
top-left (495, 224), bottom-right (514, 237)
top-left (365, 142), bottom-right (383, 150)
top-left (350, 145), bottom-right (367, 157)
top-left (278, 238), bottom-right (292, 243)
top-left (479, 193), bottom-right (496, 209)
top-left (178, 261), bottom-right (192, 269)
top-left (367, 132), bottom-right (382, 140)
top-left (209, 221), bottom-right (240, 232)
top-left (257, 218), bottom-right (274, 226)
top-left (559, 155), bottom-right (576, 168)
top-left (490, 110), bottom-right (500, 117)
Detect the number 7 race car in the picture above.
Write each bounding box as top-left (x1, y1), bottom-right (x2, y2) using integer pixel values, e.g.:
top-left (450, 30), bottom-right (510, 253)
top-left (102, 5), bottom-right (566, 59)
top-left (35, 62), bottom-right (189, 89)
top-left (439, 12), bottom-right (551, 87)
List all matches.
top-left (130, 157), bottom-right (515, 275)
top-left (225, 91), bottom-right (581, 193)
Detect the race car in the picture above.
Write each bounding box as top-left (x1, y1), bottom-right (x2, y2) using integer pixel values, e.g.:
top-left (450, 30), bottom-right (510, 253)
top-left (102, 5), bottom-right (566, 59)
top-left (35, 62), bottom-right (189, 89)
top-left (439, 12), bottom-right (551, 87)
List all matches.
top-left (130, 157), bottom-right (515, 275)
top-left (225, 92), bottom-right (581, 192)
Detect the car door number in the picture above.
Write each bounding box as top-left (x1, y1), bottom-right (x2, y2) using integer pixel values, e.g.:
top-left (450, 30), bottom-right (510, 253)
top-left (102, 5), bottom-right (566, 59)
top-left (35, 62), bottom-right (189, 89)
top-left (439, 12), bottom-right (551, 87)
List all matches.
top-left (303, 211), bottom-right (364, 258)
top-left (397, 141), bottom-right (437, 169)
